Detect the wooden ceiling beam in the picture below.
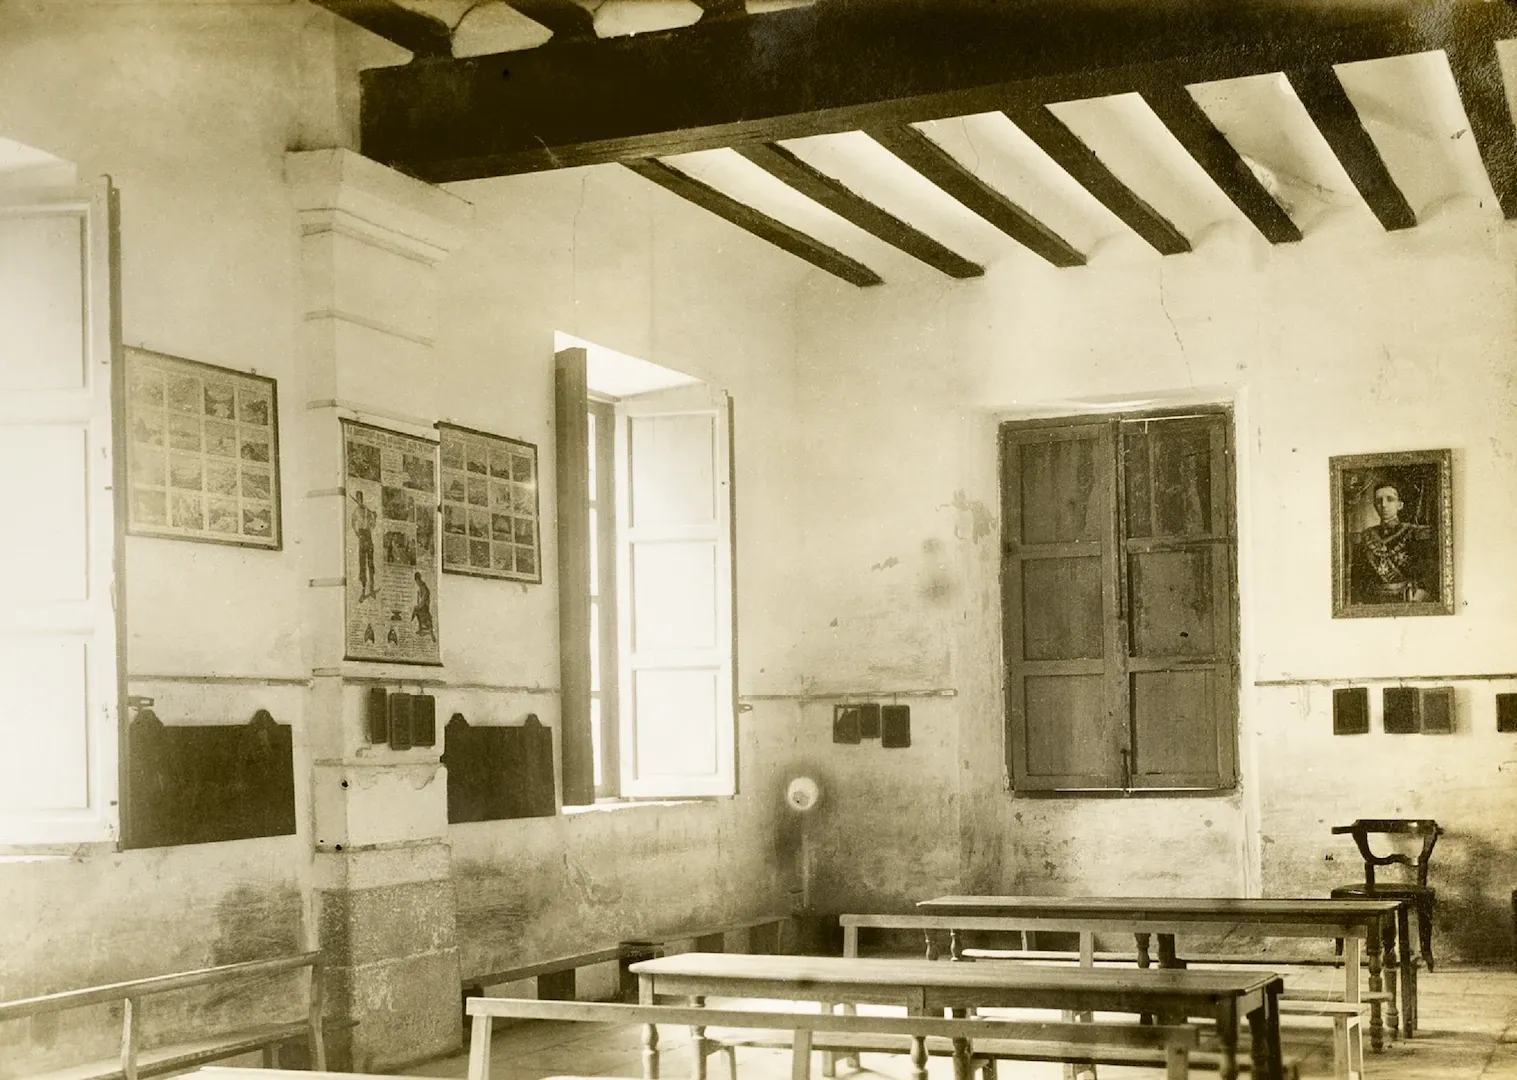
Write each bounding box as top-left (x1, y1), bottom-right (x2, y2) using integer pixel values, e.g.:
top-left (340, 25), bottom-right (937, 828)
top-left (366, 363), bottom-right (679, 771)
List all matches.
top-left (1285, 66), bottom-right (1416, 231)
top-left (1139, 81), bottom-right (1303, 244)
top-left (735, 143), bottom-right (983, 279)
top-left (357, 0), bottom-right (1517, 182)
top-left (506, 0), bottom-right (596, 41)
top-left (1002, 103), bottom-right (1190, 256)
top-left (623, 158), bottom-right (884, 287)
top-left (865, 124), bottom-right (1084, 268)
top-left (1444, 39), bottom-right (1517, 219)
top-left (309, 0), bottom-right (452, 58)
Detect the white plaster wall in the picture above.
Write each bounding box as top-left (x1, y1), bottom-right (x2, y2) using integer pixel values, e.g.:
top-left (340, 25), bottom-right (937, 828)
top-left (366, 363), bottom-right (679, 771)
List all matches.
top-left (789, 208), bottom-right (1517, 956)
top-left (0, 2), bottom-right (810, 1053)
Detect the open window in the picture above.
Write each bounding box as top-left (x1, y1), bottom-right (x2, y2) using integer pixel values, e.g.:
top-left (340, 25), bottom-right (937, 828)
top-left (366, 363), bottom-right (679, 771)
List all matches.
top-left (557, 340), bottom-right (736, 803)
top-left (0, 161), bottom-right (124, 846)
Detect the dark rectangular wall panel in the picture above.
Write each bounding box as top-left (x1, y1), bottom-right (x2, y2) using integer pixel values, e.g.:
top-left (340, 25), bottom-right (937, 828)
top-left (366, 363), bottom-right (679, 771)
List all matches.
top-left (124, 709), bottom-right (297, 849)
top-left (1383, 686), bottom-right (1421, 734)
top-left (1497, 692), bottom-right (1517, 732)
top-left (444, 713), bottom-right (557, 823)
top-left (881, 705), bottom-right (912, 748)
top-left (1420, 687), bottom-right (1454, 734)
top-left (1333, 687), bottom-right (1370, 735)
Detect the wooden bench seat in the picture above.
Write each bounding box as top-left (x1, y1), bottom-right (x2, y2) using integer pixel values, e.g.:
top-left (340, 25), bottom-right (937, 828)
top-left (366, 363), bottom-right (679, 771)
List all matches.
top-left (465, 997), bottom-right (1201, 1080)
top-left (0, 952), bottom-right (329, 1080)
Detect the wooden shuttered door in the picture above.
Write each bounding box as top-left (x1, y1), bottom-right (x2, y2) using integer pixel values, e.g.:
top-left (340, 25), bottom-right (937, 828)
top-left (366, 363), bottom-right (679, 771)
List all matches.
top-left (1002, 412), bottom-right (1237, 793)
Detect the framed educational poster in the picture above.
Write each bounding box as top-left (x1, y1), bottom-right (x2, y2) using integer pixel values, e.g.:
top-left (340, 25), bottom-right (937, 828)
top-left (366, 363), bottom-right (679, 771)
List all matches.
top-left (124, 349), bottom-right (280, 548)
top-left (342, 419), bottom-right (442, 665)
top-left (437, 423), bottom-right (542, 584)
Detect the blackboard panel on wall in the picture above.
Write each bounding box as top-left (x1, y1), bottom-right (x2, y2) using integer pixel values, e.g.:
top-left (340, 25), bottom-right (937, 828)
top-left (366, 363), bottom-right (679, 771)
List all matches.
top-left (1332, 687), bottom-right (1370, 735)
top-left (125, 708), bottom-right (297, 849)
top-left (443, 713), bottom-right (555, 822)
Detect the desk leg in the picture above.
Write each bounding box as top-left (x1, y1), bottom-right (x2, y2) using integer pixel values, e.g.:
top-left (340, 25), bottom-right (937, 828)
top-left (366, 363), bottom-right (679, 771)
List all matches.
top-left (910, 1036), bottom-right (928, 1080)
top-left (1157, 934), bottom-right (1185, 969)
top-left (1398, 902), bottom-right (1417, 1037)
top-left (1217, 1000), bottom-right (1239, 1080)
top-left (642, 1022), bottom-right (660, 1080)
top-left (1135, 933), bottom-right (1154, 1025)
top-left (638, 975), bottom-right (660, 1080)
top-left (1247, 1008), bottom-right (1268, 1080)
top-left (950, 930), bottom-right (964, 961)
top-left (1366, 924), bottom-right (1385, 1052)
top-left (689, 996), bottom-right (708, 1080)
top-left (925, 931), bottom-right (938, 961)
top-left (792, 1028), bottom-right (813, 1080)
top-left (1381, 918), bottom-right (1400, 1039)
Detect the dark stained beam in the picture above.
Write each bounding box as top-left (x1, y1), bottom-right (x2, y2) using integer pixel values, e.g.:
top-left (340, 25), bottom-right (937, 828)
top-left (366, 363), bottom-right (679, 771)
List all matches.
top-left (623, 158), bottom-right (883, 287)
top-left (1001, 103), bottom-right (1190, 256)
top-left (1285, 66), bottom-right (1416, 231)
top-left (1444, 39), bottom-right (1517, 219)
top-left (1139, 81), bottom-right (1302, 244)
top-left (506, 0), bottom-right (596, 41)
top-left (358, 0), bottom-right (1517, 182)
top-left (865, 123), bottom-right (1084, 268)
top-left (734, 142), bottom-right (983, 279)
top-left (309, 0), bottom-right (451, 58)
top-left (693, 0), bottom-right (747, 19)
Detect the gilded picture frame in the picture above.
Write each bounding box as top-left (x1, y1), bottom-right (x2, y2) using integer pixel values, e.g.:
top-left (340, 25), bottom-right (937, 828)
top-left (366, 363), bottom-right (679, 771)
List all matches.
top-left (1330, 449), bottom-right (1454, 619)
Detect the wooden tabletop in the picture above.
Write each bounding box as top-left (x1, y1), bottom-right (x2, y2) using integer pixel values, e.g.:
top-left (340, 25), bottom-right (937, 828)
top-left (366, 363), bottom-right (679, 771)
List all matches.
top-left (630, 952), bottom-right (1277, 998)
top-left (918, 895), bottom-right (1403, 924)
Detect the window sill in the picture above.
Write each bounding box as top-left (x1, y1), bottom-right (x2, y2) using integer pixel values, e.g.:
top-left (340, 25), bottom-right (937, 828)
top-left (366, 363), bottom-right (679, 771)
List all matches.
top-left (562, 797), bottom-right (717, 816)
top-left (0, 841), bottom-right (119, 863)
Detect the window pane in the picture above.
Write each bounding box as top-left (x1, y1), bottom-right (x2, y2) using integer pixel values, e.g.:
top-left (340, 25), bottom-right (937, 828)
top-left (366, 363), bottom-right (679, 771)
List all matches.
top-left (589, 599), bottom-right (601, 692)
top-left (589, 506), bottom-right (599, 595)
top-left (587, 411), bottom-right (597, 489)
top-left (590, 696), bottom-right (602, 788)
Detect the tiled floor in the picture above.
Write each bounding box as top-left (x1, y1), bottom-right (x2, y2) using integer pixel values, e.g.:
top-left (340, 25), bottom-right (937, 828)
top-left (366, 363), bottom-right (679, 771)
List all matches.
top-left (410, 966), bottom-right (1517, 1080)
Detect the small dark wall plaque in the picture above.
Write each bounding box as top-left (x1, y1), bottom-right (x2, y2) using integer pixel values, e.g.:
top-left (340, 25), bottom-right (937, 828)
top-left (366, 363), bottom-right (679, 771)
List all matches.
top-left (1383, 687), bottom-right (1421, 734)
top-left (832, 705), bottom-right (862, 744)
top-left (366, 687), bottom-right (389, 743)
top-left (412, 694), bottom-right (437, 747)
top-left (881, 705), bottom-right (911, 748)
top-left (125, 708), bottom-right (297, 849)
top-left (1497, 693), bottom-right (1517, 733)
top-left (389, 692), bottom-right (415, 750)
top-left (443, 712), bottom-right (556, 822)
top-left (1420, 687), bottom-right (1454, 734)
top-left (858, 703), bottom-right (882, 739)
top-left (1333, 687), bottom-right (1370, 735)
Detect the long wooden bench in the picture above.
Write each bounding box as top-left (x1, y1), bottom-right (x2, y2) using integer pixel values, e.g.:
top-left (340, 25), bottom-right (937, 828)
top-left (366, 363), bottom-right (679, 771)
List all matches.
top-left (0, 952), bottom-right (329, 1080)
top-left (464, 997), bottom-right (1202, 1080)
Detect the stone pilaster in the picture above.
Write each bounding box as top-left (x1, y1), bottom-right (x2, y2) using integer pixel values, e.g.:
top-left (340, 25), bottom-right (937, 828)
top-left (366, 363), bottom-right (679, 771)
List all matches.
top-left (285, 148), bottom-right (473, 1070)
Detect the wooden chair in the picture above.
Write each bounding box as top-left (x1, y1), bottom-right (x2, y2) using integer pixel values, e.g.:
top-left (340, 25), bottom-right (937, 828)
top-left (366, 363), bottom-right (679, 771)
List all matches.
top-left (1330, 818), bottom-right (1442, 971)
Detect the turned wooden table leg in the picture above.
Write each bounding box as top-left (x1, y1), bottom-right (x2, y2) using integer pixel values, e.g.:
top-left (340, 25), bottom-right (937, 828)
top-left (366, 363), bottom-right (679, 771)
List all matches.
top-left (1366, 923), bottom-right (1385, 1052)
top-left (1381, 917), bottom-right (1400, 1039)
top-left (1399, 902), bottom-right (1418, 1037)
top-left (642, 1022), bottom-right (659, 1080)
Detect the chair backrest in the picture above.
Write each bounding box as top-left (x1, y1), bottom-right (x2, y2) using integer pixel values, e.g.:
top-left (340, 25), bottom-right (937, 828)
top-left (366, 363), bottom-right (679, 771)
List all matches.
top-left (1330, 819), bottom-right (1442, 888)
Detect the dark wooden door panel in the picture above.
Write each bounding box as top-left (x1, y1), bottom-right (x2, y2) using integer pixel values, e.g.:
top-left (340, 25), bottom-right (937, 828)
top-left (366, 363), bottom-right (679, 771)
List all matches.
top-left (1017, 435), bottom-right (1105, 545)
top-left (1128, 547), bottom-right (1219, 657)
top-left (1020, 673), bottom-right (1121, 787)
top-left (1022, 555), bottom-right (1105, 660)
top-left (1122, 417), bottom-right (1227, 538)
top-left (1130, 667), bottom-right (1236, 787)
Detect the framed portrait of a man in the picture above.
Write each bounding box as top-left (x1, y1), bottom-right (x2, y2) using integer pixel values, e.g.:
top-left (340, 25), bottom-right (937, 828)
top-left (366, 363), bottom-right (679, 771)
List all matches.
top-left (1330, 449), bottom-right (1453, 619)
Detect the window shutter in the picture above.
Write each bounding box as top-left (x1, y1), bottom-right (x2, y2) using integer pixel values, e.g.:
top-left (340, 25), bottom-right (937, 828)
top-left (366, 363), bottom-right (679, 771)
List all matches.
top-left (1001, 422), bottom-right (1124, 791)
top-left (616, 384), bottom-right (736, 798)
top-left (0, 179), bottom-right (122, 843)
top-left (1120, 414), bottom-right (1237, 789)
top-left (554, 347), bottom-right (595, 807)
